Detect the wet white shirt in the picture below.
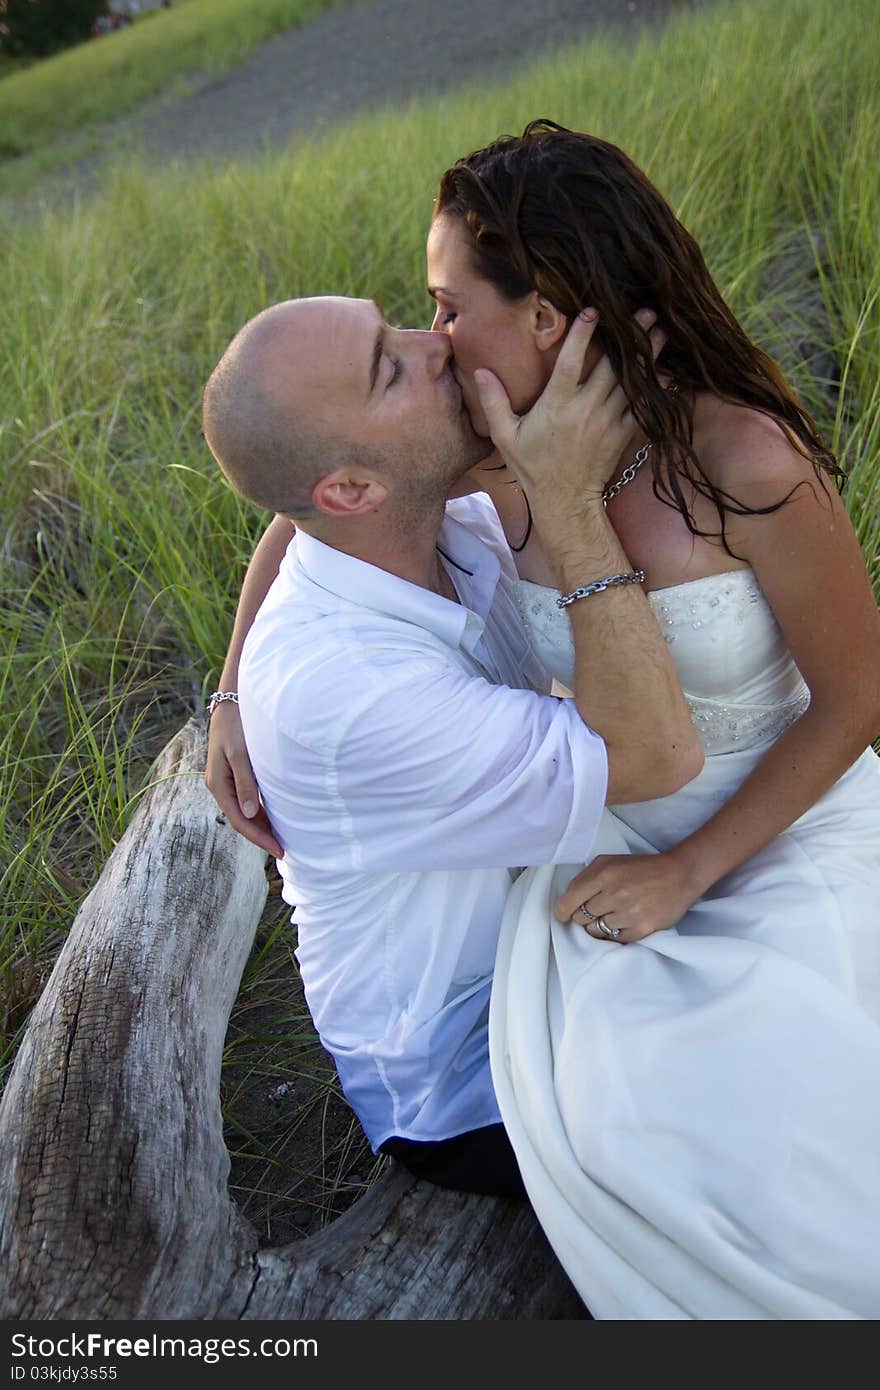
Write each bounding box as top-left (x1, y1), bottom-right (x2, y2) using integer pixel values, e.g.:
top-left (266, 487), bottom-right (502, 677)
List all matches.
top-left (239, 494), bottom-right (608, 1149)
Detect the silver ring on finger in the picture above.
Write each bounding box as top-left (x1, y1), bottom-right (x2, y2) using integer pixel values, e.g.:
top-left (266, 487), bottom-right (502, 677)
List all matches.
top-left (579, 901), bottom-right (599, 922)
top-left (596, 917), bottom-right (621, 940)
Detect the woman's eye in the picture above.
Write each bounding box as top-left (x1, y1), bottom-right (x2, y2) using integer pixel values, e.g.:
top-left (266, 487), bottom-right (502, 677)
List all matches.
top-left (442, 312), bottom-right (457, 325)
top-left (386, 358), bottom-right (402, 388)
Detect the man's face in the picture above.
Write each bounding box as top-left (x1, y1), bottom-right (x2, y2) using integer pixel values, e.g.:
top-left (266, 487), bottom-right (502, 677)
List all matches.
top-left (272, 296), bottom-right (489, 491)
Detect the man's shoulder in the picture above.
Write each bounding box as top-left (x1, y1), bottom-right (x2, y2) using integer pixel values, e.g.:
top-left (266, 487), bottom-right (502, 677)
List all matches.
top-left (242, 596), bottom-right (447, 689)
top-left (240, 581), bottom-right (456, 748)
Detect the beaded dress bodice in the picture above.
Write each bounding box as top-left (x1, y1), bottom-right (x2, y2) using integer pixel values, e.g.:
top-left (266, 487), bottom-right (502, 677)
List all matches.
top-left (514, 568), bottom-right (811, 755)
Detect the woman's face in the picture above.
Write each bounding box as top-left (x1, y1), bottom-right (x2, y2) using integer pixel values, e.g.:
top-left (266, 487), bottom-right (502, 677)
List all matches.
top-left (426, 213), bottom-right (552, 436)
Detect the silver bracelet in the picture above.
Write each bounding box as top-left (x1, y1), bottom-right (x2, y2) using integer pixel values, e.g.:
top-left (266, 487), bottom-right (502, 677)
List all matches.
top-left (556, 570), bottom-right (646, 608)
top-left (206, 690), bottom-right (239, 717)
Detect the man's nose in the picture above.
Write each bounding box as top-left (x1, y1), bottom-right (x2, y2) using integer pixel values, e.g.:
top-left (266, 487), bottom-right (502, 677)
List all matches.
top-left (403, 328), bottom-right (452, 377)
top-left (421, 329), bottom-right (453, 378)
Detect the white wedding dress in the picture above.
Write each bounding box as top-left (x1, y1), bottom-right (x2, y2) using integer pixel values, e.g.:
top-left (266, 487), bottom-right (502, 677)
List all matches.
top-left (490, 569), bottom-right (880, 1320)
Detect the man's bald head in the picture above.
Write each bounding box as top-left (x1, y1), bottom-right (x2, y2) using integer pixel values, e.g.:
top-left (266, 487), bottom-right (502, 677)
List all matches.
top-left (204, 295), bottom-right (486, 526)
top-left (203, 300), bottom-right (358, 519)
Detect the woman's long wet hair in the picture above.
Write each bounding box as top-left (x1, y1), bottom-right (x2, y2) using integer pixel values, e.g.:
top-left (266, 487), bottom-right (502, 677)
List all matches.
top-left (435, 120), bottom-right (842, 551)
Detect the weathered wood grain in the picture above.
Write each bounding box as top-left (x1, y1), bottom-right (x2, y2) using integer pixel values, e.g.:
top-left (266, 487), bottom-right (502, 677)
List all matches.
top-left (0, 718), bottom-right (585, 1320)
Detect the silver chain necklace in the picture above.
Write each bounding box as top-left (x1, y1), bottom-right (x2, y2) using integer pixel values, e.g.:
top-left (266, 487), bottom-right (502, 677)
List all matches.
top-left (602, 384), bottom-right (678, 507)
top-left (602, 440), bottom-right (652, 506)
top-left (509, 386), bottom-right (677, 541)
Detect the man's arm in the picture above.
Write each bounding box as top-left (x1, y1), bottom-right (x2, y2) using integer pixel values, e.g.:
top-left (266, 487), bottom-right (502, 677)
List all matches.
top-left (476, 310), bottom-right (703, 805)
top-left (554, 498), bottom-right (698, 804)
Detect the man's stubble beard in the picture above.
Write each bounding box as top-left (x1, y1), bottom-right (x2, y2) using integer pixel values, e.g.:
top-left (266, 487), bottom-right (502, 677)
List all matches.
top-left (389, 423), bottom-right (491, 533)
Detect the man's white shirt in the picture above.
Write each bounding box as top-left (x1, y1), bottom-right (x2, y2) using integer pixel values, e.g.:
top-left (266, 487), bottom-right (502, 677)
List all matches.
top-left (239, 494), bottom-right (608, 1149)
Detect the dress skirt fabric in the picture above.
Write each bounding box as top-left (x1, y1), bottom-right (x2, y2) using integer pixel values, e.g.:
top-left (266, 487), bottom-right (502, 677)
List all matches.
top-left (492, 573), bottom-right (880, 1319)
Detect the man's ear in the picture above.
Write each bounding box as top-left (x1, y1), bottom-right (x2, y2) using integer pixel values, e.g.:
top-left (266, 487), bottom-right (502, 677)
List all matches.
top-left (312, 468), bottom-right (388, 517)
top-left (530, 293), bottom-right (568, 353)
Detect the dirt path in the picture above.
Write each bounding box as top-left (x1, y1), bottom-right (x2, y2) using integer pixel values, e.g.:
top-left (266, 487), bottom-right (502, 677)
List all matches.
top-left (131, 0), bottom-right (683, 165)
top-left (18, 0), bottom-right (697, 207)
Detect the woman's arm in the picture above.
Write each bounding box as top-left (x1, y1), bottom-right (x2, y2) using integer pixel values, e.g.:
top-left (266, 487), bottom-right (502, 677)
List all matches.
top-left (205, 514), bottom-right (295, 856)
top-left (557, 412), bottom-right (880, 939)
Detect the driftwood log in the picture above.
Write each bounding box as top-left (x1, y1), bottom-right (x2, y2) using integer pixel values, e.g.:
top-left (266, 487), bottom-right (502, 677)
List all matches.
top-left (0, 718), bottom-right (585, 1320)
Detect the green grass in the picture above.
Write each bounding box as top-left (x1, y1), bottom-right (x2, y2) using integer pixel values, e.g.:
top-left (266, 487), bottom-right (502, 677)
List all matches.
top-left (1, 0), bottom-right (879, 1220)
top-left (0, 0), bottom-right (347, 163)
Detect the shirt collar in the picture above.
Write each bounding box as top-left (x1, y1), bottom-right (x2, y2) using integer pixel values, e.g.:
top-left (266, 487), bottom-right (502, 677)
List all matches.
top-left (289, 510), bottom-right (501, 655)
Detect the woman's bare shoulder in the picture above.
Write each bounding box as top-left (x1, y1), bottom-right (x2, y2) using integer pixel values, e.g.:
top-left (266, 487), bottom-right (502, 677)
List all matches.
top-left (693, 395), bottom-right (820, 500)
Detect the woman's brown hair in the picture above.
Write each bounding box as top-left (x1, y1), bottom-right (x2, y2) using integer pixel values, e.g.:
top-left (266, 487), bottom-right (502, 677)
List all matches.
top-left (435, 119), bottom-right (842, 550)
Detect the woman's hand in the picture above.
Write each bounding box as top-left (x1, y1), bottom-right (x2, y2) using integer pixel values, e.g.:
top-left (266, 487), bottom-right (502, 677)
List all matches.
top-left (205, 701), bottom-right (283, 858)
top-left (555, 850), bottom-right (700, 944)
